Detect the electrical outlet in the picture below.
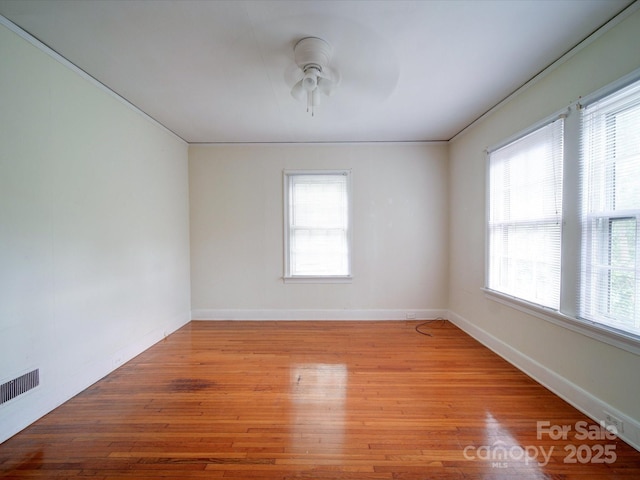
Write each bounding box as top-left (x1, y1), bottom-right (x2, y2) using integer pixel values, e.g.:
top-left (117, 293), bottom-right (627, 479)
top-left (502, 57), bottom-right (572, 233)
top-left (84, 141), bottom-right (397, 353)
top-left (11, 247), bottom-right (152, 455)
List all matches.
top-left (406, 312), bottom-right (416, 320)
top-left (604, 411), bottom-right (624, 433)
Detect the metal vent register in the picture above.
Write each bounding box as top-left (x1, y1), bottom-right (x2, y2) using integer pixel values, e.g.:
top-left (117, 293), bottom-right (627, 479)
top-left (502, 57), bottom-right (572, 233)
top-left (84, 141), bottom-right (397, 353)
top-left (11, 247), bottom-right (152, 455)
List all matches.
top-left (0, 369), bottom-right (39, 404)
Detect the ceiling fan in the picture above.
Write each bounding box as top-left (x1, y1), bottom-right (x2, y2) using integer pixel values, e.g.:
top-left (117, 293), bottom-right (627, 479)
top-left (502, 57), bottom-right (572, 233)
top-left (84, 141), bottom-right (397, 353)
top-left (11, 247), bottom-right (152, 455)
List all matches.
top-left (289, 37), bottom-right (340, 116)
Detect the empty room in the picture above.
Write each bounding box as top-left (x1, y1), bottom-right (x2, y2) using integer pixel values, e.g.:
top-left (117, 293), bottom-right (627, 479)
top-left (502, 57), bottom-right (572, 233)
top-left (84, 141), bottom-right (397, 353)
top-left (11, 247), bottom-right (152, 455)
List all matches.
top-left (1, 0), bottom-right (640, 478)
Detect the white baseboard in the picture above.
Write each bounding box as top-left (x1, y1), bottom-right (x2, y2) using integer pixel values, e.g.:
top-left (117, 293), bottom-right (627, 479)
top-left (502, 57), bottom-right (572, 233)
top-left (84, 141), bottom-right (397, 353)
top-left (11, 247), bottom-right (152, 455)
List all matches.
top-left (447, 309), bottom-right (640, 452)
top-left (191, 308), bottom-right (447, 321)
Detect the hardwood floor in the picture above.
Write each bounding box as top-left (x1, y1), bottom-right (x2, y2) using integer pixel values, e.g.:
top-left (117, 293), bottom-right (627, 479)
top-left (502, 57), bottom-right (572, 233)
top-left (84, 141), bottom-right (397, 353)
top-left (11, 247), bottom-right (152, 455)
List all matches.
top-left (1, 320), bottom-right (639, 479)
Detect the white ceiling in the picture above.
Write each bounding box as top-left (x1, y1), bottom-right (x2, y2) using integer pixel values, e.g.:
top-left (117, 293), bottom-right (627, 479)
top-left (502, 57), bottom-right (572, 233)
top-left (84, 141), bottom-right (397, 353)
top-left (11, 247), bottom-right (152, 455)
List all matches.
top-left (0, 0), bottom-right (634, 143)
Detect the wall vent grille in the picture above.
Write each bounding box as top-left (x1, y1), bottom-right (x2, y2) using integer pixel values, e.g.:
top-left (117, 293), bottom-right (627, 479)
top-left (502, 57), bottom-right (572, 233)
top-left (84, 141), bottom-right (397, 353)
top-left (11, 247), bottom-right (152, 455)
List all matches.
top-left (0, 369), bottom-right (39, 405)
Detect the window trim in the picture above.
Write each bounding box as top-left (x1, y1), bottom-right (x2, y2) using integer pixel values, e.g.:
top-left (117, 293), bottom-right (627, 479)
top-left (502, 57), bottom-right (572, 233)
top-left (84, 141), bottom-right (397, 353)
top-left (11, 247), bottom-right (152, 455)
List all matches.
top-left (482, 287), bottom-right (640, 356)
top-left (283, 169), bottom-right (353, 284)
top-left (483, 67), bottom-right (640, 356)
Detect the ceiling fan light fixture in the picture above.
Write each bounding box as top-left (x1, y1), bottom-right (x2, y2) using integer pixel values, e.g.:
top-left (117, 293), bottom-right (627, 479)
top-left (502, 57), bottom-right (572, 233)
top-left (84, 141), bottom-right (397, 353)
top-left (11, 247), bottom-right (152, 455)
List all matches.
top-left (289, 37), bottom-right (338, 116)
top-left (317, 76), bottom-right (336, 97)
top-left (291, 80), bottom-right (306, 102)
top-left (302, 68), bottom-right (318, 91)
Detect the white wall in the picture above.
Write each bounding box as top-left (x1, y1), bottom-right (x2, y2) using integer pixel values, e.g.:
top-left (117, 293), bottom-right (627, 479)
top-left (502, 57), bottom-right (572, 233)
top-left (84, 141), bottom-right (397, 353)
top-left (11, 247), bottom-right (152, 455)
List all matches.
top-left (448, 8), bottom-right (640, 448)
top-left (189, 143), bottom-right (448, 319)
top-left (0, 23), bottom-right (191, 442)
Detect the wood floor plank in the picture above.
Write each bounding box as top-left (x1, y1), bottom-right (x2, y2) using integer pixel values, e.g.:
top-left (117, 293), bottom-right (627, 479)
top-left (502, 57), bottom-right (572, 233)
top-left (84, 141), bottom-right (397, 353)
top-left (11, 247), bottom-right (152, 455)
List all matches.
top-left (1, 320), bottom-right (639, 479)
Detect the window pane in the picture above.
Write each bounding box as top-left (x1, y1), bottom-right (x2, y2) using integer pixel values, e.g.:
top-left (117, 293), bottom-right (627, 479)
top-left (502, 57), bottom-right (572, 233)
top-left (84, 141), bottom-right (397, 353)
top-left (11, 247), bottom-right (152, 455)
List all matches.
top-left (291, 229), bottom-right (349, 276)
top-left (605, 218), bottom-right (635, 323)
top-left (611, 104), bottom-right (640, 211)
top-left (292, 176), bottom-right (347, 229)
top-left (489, 224), bottom-right (562, 307)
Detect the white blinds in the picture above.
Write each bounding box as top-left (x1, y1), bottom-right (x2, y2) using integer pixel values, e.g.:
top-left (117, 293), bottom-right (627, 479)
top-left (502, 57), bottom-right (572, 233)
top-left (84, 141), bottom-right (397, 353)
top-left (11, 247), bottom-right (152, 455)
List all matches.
top-left (288, 173), bottom-right (350, 276)
top-left (487, 118), bottom-right (564, 308)
top-left (579, 79), bottom-right (640, 335)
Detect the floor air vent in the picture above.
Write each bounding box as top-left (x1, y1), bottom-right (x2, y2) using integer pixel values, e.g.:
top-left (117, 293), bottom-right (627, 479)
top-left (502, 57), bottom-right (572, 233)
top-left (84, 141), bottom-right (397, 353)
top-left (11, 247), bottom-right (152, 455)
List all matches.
top-left (1, 369), bottom-right (39, 405)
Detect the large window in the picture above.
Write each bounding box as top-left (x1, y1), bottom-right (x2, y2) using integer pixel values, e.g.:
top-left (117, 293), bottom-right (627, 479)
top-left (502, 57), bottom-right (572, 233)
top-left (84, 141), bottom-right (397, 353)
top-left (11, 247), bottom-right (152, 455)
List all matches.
top-left (486, 71), bottom-right (640, 350)
top-left (283, 170), bottom-right (352, 282)
top-left (487, 117), bottom-right (564, 309)
top-left (580, 79), bottom-right (640, 336)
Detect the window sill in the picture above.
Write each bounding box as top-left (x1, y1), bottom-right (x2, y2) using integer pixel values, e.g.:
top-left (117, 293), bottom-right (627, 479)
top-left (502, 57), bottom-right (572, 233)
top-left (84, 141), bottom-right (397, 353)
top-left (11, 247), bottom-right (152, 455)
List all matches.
top-left (283, 275), bottom-right (353, 284)
top-left (482, 288), bottom-right (640, 356)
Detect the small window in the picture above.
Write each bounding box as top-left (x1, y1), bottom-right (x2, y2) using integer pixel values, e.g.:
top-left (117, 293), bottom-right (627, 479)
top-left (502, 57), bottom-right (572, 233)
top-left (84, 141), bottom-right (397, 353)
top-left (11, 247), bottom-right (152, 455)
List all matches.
top-left (283, 170), bottom-right (352, 282)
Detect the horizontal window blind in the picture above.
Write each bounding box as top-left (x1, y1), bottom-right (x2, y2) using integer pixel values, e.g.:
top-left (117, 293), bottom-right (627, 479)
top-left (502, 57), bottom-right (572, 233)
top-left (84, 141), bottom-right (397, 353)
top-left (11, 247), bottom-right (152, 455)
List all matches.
top-left (286, 172), bottom-right (350, 277)
top-left (488, 117), bottom-right (564, 309)
top-left (579, 79), bottom-right (640, 335)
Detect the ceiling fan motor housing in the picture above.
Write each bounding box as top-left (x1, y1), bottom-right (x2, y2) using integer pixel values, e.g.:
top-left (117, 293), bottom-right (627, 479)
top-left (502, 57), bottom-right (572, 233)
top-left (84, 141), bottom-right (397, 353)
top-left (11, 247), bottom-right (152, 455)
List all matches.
top-left (294, 37), bottom-right (332, 73)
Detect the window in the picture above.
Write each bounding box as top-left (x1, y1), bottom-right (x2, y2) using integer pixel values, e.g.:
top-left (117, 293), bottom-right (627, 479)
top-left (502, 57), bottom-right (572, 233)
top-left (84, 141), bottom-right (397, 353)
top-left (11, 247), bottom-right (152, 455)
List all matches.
top-left (485, 71), bottom-right (640, 352)
top-left (283, 170), bottom-right (352, 282)
top-left (484, 70), bottom-right (640, 353)
top-left (579, 79), bottom-right (640, 336)
top-left (487, 117), bottom-right (564, 309)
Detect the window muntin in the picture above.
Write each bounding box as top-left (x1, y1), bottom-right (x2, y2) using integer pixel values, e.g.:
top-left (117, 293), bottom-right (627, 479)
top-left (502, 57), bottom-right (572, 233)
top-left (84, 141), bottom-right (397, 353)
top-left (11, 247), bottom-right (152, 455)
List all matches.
top-left (284, 170), bottom-right (352, 281)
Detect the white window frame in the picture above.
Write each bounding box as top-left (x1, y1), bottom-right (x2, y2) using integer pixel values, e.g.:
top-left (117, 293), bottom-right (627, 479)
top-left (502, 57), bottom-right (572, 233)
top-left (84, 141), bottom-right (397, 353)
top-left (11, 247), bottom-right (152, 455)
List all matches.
top-left (484, 68), bottom-right (640, 356)
top-left (283, 169), bottom-right (353, 284)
